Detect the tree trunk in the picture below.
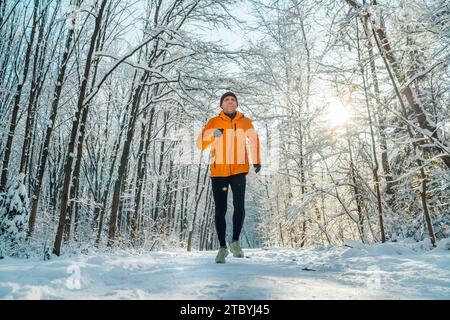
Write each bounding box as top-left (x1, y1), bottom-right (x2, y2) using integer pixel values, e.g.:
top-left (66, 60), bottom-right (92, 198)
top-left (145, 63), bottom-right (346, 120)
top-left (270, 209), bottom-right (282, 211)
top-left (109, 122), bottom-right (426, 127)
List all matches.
top-left (53, 0), bottom-right (107, 256)
top-left (20, 2), bottom-right (49, 175)
top-left (187, 153), bottom-right (209, 252)
top-left (108, 74), bottom-right (148, 246)
top-left (0, 0), bottom-right (39, 192)
top-left (27, 3), bottom-right (78, 238)
top-left (362, 14), bottom-right (395, 196)
top-left (347, 137), bottom-right (368, 243)
top-left (356, 18), bottom-right (386, 243)
top-left (131, 104), bottom-right (155, 246)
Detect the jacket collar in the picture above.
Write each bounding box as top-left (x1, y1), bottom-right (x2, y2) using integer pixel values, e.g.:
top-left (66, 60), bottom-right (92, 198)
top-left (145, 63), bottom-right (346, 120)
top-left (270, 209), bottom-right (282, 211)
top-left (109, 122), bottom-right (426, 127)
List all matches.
top-left (219, 110), bottom-right (244, 122)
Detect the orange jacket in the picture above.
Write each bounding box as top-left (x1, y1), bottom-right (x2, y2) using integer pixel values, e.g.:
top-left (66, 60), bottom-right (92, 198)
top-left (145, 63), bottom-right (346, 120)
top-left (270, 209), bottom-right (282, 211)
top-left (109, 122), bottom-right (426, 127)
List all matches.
top-left (196, 111), bottom-right (261, 177)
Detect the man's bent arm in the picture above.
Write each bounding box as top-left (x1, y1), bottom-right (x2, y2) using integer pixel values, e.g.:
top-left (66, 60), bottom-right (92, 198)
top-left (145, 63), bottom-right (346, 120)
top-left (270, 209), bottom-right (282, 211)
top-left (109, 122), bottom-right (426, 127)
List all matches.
top-left (246, 120), bottom-right (261, 165)
top-left (196, 119), bottom-right (215, 151)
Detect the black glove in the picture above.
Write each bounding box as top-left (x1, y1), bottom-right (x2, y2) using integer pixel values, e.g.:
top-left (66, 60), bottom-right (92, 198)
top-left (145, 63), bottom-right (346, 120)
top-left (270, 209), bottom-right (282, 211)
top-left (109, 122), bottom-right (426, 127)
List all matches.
top-left (254, 164), bottom-right (261, 174)
top-left (213, 128), bottom-right (224, 137)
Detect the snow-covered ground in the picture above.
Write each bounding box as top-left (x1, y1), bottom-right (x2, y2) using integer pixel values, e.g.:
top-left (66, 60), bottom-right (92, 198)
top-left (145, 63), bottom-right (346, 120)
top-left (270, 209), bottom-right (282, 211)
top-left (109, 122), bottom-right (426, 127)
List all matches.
top-left (1, 239), bottom-right (449, 300)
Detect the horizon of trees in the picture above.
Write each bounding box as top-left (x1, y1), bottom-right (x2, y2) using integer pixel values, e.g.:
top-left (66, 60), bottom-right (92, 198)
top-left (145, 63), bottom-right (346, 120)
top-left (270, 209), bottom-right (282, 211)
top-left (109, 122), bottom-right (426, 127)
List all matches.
top-left (0, 0), bottom-right (448, 258)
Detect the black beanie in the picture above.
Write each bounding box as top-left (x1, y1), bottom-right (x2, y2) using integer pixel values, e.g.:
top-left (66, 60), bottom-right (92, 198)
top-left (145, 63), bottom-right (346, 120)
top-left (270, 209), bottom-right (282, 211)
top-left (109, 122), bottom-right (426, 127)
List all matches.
top-left (220, 91), bottom-right (238, 107)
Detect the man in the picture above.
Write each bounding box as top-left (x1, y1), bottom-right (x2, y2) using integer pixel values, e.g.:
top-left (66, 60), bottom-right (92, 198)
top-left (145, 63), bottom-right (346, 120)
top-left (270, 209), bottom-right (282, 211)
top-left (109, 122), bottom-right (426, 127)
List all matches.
top-left (196, 91), bottom-right (261, 263)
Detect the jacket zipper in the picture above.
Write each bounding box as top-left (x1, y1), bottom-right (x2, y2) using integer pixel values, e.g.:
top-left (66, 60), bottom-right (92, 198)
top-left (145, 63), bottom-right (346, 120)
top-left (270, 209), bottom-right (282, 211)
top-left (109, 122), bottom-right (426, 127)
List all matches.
top-left (229, 120), bottom-right (234, 175)
top-left (219, 114), bottom-right (243, 175)
top-left (234, 124), bottom-right (237, 171)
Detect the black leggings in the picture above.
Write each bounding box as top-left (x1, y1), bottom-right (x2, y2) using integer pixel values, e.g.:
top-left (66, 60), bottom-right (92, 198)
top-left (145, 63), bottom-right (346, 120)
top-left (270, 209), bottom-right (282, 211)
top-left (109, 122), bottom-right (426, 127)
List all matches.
top-left (211, 173), bottom-right (246, 247)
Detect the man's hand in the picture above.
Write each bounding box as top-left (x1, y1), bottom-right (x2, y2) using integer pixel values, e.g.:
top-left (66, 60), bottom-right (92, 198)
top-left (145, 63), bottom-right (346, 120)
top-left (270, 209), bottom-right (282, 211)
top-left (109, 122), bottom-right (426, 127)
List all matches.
top-left (254, 164), bottom-right (261, 174)
top-left (214, 128), bottom-right (224, 137)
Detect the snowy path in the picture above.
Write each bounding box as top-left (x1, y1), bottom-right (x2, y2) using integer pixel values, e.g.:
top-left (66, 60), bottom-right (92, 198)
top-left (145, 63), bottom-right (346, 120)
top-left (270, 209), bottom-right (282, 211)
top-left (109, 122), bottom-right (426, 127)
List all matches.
top-left (0, 243), bottom-right (449, 299)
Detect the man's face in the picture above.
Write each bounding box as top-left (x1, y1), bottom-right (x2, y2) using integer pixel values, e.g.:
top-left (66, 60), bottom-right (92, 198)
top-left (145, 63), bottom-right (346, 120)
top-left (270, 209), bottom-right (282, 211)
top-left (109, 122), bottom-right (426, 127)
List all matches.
top-left (221, 96), bottom-right (238, 114)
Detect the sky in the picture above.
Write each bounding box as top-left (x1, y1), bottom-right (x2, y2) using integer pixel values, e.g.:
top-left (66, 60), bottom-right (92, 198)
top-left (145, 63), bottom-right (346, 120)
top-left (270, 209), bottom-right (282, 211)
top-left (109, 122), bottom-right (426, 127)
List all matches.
top-left (111, 0), bottom-right (264, 59)
top-left (187, 0), bottom-right (264, 50)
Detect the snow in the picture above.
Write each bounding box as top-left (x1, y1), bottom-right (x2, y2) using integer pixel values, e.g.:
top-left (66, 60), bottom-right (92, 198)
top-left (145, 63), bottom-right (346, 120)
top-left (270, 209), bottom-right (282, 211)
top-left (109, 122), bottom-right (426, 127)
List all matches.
top-left (437, 238), bottom-right (450, 250)
top-left (0, 174), bottom-right (29, 258)
top-left (367, 5), bottom-right (382, 30)
top-left (0, 241), bottom-right (449, 300)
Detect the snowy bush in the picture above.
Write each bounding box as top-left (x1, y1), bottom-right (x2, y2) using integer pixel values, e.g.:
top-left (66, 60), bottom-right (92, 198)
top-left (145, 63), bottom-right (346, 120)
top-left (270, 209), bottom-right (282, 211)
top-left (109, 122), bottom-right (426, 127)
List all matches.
top-left (437, 238), bottom-right (450, 250)
top-left (0, 174), bottom-right (30, 258)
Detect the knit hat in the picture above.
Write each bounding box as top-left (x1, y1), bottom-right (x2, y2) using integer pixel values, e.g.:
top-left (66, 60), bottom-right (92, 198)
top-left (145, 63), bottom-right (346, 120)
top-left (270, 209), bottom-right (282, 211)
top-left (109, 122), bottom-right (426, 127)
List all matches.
top-left (220, 91), bottom-right (238, 107)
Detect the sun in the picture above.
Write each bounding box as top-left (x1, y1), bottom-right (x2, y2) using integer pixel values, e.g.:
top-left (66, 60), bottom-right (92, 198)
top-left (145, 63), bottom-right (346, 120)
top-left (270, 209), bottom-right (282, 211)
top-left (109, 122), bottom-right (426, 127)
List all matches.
top-left (325, 97), bottom-right (353, 127)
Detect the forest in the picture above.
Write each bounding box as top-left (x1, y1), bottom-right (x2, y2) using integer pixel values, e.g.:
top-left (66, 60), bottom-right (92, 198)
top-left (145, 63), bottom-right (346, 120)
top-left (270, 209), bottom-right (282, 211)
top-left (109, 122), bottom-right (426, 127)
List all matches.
top-left (0, 0), bottom-right (449, 259)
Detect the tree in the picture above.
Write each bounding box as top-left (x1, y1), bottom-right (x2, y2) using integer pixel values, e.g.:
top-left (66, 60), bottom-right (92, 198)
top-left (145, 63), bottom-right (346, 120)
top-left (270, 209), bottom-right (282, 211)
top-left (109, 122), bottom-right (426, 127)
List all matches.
top-left (53, 0), bottom-right (108, 256)
top-left (0, 0), bottom-right (39, 193)
top-left (0, 173), bottom-right (30, 257)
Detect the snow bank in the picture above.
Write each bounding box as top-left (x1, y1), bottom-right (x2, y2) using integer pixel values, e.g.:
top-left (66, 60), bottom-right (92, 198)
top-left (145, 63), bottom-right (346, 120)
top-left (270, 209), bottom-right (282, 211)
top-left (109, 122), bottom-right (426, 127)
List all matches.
top-left (343, 238), bottom-right (417, 257)
top-left (437, 238), bottom-right (450, 250)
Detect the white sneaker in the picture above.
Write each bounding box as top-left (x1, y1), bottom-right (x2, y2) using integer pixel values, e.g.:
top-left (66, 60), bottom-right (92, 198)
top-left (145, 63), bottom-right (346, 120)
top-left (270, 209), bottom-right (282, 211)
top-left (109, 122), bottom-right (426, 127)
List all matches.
top-left (215, 247), bottom-right (229, 263)
top-left (229, 241), bottom-right (244, 258)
